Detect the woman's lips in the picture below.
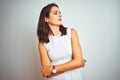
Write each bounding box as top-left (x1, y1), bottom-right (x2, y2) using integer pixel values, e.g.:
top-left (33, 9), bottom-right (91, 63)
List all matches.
top-left (58, 19), bottom-right (62, 21)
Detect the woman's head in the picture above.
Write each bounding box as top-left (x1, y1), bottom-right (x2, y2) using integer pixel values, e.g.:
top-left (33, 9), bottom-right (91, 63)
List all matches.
top-left (40, 3), bottom-right (60, 26)
top-left (45, 5), bottom-right (62, 26)
top-left (37, 3), bottom-right (67, 43)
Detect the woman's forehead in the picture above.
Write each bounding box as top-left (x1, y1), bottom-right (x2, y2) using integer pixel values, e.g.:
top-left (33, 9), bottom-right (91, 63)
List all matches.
top-left (50, 6), bottom-right (60, 12)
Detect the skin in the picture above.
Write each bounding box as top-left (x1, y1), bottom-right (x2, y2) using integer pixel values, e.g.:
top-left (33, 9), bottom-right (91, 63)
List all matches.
top-left (38, 6), bottom-right (86, 78)
top-left (45, 6), bottom-right (62, 35)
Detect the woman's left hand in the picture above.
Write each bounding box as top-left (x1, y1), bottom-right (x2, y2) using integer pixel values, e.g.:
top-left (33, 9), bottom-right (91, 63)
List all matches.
top-left (41, 65), bottom-right (53, 77)
top-left (81, 59), bottom-right (87, 67)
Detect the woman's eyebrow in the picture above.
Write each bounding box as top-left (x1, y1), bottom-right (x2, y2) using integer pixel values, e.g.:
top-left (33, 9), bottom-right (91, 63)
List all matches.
top-left (52, 10), bottom-right (60, 12)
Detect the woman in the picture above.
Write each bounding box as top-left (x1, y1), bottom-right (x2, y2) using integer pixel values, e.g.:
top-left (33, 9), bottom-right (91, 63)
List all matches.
top-left (37, 3), bottom-right (86, 80)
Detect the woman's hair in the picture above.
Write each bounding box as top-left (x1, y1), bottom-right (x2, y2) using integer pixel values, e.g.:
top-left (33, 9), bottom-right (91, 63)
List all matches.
top-left (37, 3), bottom-right (67, 43)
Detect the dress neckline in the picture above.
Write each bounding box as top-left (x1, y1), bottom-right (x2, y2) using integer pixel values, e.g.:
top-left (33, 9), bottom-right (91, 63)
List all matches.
top-left (49, 32), bottom-right (61, 38)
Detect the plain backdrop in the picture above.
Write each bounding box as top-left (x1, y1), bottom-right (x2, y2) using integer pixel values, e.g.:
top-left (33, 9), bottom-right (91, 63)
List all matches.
top-left (0, 0), bottom-right (120, 80)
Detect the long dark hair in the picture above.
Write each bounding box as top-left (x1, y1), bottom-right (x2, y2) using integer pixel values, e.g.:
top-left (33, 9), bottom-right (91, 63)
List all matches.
top-left (37, 3), bottom-right (67, 43)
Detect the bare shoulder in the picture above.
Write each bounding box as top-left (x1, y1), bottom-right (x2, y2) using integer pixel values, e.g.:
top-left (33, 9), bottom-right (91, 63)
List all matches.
top-left (38, 42), bottom-right (43, 46)
top-left (71, 28), bottom-right (78, 37)
top-left (38, 42), bottom-right (45, 49)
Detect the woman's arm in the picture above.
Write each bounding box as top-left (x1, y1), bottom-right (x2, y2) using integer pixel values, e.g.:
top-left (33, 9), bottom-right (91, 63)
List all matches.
top-left (55, 28), bottom-right (86, 72)
top-left (38, 42), bottom-right (63, 77)
top-left (38, 42), bottom-right (51, 66)
top-left (38, 42), bottom-right (52, 77)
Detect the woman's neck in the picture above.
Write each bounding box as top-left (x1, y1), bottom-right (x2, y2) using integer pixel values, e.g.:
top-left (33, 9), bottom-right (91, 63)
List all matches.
top-left (49, 25), bottom-right (60, 36)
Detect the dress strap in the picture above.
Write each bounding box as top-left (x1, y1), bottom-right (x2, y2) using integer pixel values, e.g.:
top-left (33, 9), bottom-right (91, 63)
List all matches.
top-left (67, 27), bottom-right (72, 38)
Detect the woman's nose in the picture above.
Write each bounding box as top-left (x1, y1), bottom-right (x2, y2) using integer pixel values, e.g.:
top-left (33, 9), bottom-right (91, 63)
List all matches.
top-left (58, 12), bottom-right (62, 17)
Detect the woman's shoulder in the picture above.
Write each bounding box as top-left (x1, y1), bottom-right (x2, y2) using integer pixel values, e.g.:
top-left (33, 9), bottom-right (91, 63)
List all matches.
top-left (66, 27), bottom-right (78, 38)
top-left (67, 27), bottom-right (77, 34)
top-left (70, 27), bottom-right (79, 40)
top-left (71, 28), bottom-right (77, 34)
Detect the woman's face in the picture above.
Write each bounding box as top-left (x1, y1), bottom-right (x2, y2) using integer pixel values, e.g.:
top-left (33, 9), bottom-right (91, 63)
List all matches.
top-left (45, 6), bottom-right (62, 26)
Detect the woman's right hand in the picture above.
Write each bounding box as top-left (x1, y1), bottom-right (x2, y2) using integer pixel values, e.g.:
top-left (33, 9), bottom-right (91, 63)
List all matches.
top-left (41, 65), bottom-right (53, 77)
top-left (41, 65), bottom-right (64, 78)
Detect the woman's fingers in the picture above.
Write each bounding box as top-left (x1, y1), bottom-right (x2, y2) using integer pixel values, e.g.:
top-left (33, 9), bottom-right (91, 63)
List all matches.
top-left (81, 59), bottom-right (87, 67)
top-left (40, 65), bottom-right (53, 77)
top-left (83, 59), bottom-right (87, 62)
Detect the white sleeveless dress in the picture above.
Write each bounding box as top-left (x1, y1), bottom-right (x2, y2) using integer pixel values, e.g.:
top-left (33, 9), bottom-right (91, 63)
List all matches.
top-left (44, 27), bottom-right (82, 80)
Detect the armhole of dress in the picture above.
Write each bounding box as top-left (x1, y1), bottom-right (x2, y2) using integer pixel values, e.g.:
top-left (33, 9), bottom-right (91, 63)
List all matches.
top-left (67, 27), bottom-right (72, 38)
top-left (67, 27), bottom-right (72, 54)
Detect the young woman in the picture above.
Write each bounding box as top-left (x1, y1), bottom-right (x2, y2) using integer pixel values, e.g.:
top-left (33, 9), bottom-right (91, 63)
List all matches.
top-left (37, 3), bottom-right (86, 80)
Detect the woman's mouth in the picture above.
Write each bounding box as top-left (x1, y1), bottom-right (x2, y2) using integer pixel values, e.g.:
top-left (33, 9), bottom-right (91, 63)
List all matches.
top-left (58, 19), bottom-right (62, 21)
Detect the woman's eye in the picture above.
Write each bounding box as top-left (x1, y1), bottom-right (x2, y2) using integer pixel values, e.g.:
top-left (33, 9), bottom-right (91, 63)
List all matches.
top-left (59, 11), bottom-right (61, 14)
top-left (53, 13), bottom-right (57, 15)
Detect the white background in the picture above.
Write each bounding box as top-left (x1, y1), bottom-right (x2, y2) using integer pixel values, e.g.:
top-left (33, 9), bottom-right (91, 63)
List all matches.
top-left (0, 0), bottom-right (120, 80)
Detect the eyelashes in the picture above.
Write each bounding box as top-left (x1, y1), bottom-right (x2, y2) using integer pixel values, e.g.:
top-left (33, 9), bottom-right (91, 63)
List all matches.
top-left (53, 12), bottom-right (57, 15)
top-left (53, 11), bottom-right (61, 15)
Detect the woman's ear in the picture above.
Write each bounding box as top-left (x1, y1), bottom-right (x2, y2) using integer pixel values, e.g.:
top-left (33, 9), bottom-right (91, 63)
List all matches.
top-left (45, 17), bottom-right (49, 22)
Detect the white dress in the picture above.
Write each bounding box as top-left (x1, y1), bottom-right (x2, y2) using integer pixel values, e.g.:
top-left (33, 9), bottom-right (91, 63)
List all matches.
top-left (44, 27), bottom-right (82, 80)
